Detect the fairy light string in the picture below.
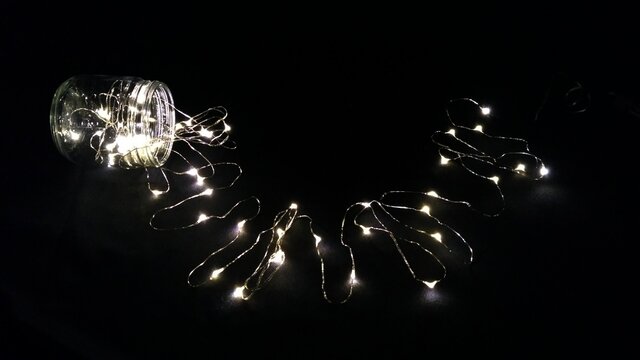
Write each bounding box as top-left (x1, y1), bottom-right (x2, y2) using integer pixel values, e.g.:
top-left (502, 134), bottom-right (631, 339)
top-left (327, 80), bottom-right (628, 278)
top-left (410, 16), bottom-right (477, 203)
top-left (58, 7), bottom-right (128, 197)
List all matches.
top-left (181, 97), bottom-right (548, 303)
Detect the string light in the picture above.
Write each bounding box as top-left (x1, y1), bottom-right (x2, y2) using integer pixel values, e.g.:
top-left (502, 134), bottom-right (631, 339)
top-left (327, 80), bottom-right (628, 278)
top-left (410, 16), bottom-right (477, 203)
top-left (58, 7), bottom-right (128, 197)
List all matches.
top-left (52, 78), bottom-right (550, 303)
top-left (181, 98), bottom-right (547, 303)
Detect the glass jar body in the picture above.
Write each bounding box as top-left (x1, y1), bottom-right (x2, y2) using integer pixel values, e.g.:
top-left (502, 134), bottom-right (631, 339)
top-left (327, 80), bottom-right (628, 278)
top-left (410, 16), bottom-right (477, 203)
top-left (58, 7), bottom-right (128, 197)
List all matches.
top-left (50, 75), bottom-right (175, 168)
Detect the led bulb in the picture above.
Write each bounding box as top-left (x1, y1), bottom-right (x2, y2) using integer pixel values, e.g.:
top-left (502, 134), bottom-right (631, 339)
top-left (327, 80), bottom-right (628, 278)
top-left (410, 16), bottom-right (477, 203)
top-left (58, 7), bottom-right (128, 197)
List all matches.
top-left (210, 268), bottom-right (224, 280)
top-left (269, 250), bottom-right (285, 265)
top-left (151, 190), bottom-right (163, 196)
top-left (197, 213), bottom-right (208, 223)
top-left (237, 220), bottom-right (246, 230)
top-left (224, 123), bottom-right (231, 132)
top-left (276, 228), bottom-right (285, 238)
top-left (196, 175), bottom-right (205, 186)
top-left (361, 226), bottom-right (371, 236)
top-left (186, 168), bottom-right (198, 176)
top-left (423, 280), bottom-right (438, 289)
top-left (431, 232), bottom-right (442, 242)
top-left (446, 128), bottom-right (456, 136)
top-left (515, 163), bottom-right (526, 172)
top-left (201, 188), bottom-right (214, 196)
top-left (362, 202), bottom-right (372, 208)
top-left (199, 128), bottom-right (213, 138)
top-left (440, 155), bottom-right (450, 165)
top-left (480, 107), bottom-right (491, 115)
top-left (232, 286), bottom-right (245, 299)
top-left (489, 176), bottom-right (500, 184)
top-left (473, 125), bottom-right (483, 132)
top-left (540, 166), bottom-right (549, 176)
top-left (350, 269), bottom-right (357, 282)
top-left (427, 190), bottom-right (439, 198)
top-left (314, 235), bottom-right (322, 246)
top-left (420, 205), bottom-right (431, 215)
top-left (289, 203), bottom-right (298, 209)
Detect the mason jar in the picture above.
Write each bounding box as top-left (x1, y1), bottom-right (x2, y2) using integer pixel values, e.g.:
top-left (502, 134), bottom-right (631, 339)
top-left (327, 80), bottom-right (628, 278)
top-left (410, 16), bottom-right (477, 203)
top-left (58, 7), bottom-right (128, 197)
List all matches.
top-left (50, 75), bottom-right (175, 168)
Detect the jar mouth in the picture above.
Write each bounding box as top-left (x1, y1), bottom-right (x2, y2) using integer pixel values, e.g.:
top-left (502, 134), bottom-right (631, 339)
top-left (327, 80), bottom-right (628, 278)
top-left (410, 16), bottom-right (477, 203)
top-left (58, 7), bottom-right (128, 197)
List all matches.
top-left (122, 80), bottom-right (175, 168)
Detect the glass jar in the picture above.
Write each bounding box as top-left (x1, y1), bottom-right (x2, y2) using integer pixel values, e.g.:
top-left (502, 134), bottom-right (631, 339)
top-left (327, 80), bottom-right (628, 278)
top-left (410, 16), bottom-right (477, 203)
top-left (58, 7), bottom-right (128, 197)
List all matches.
top-left (50, 75), bottom-right (175, 168)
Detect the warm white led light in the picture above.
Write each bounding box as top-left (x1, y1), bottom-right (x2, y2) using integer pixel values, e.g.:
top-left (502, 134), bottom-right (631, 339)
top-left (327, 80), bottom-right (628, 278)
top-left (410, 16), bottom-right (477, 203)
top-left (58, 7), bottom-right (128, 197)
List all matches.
top-left (196, 175), bottom-right (205, 186)
top-left (423, 280), bottom-right (438, 289)
top-left (96, 107), bottom-right (110, 120)
top-left (151, 190), bottom-right (163, 196)
top-left (199, 129), bottom-right (214, 138)
top-left (427, 191), bottom-right (439, 198)
top-left (269, 250), bottom-right (285, 265)
top-left (473, 125), bottom-right (483, 132)
top-left (232, 286), bottom-right (245, 299)
top-left (431, 232), bottom-right (442, 242)
top-left (201, 188), bottom-right (214, 196)
top-left (224, 123), bottom-right (231, 132)
top-left (440, 155), bottom-right (450, 165)
top-left (237, 220), bottom-right (246, 230)
top-left (515, 163), bottom-right (526, 172)
top-left (276, 228), bottom-right (285, 238)
top-left (69, 131), bottom-right (81, 141)
top-left (361, 226), bottom-right (371, 236)
top-left (350, 269), bottom-right (357, 282)
top-left (446, 128), bottom-right (456, 136)
top-left (314, 234), bottom-right (322, 246)
top-left (210, 268), bottom-right (224, 280)
top-left (197, 214), bottom-right (208, 223)
top-left (540, 166), bottom-right (549, 176)
top-left (480, 107), bottom-right (491, 115)
top-left (489, 176), bottom-right (500, 184)
top-left (420, 205), bottom-right (431, 215)
top-left (289, 203), bottom-right (298, 209)
top-left (186, 168), bottom-right (198, 176)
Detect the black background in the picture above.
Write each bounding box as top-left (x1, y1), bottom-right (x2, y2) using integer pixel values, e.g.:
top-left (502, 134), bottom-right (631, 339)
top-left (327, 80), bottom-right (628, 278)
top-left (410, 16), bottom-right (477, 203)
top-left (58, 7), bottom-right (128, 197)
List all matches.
top-left (1, 2), bottom-right (632, 358)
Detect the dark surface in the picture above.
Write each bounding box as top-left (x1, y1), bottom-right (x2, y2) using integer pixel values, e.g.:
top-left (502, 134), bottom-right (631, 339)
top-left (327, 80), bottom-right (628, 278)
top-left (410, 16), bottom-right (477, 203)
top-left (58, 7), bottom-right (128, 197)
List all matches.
top-left (1, 3), bottom-right (632, 358)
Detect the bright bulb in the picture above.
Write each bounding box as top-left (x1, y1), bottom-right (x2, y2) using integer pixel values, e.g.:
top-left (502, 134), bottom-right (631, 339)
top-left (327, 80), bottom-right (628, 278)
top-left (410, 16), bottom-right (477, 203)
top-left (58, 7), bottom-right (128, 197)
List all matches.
top-left (420, 205), bottom-right (431, 215)
top-left (489, 176), bottom-right (500, 184)
top-left (314, 235), bottom-right (322, 246)
top-left (269, 250), bottom-right (285, 265)
top-left (197, 213), bottom-right (208, 223)
top-left (480, 107), bottom-right (491, 115)
top-left (289, 203), bottom-right (298, 209)
top-left (446, 128), bottom-right (456, 136)
top-left (423, 280), bottom-right (438, 289)
top-left (427, 191), bottom-right (439, 198)
top-left (186, 168), bottom-right (198, 176)
top-left (224, 123), bottom-right (231, 132)
top-left (440, 155), bottom-right (450, 165)
top-left (199, 129), bottom-right (214, 138)
top-left (96, 107), bottom-right (110, 120)
top-left (276, 228), bottom-right (285, 238)
top-left (151, 190), bottom-right (163, 196)
top-left (237, 220), bottom-right (246, 230)
top-left (201, 188), bottom-right (213, 196)
top-left (540, 166), bottom-right (549, 176)
top-left (361, 226), bottom-right (371, 236)
top-left (210, 268), bottom-right (223, 280)
top-left (473, 125), bottom-right (483, 132)
top-left (69, 131), bottom-right (81, 141)
top-left (431, 232), bottom-right (442, 242)
top-left (350, 269), bottom-right (357, 282)
top-left (362, 202), bottom-right (371, 208)
top-left (196, 175), bottom-right (205, 186)
top-left (232, 286), bottom-right (245, 299)
top-left (515, 163), bottom-right (526, 172)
